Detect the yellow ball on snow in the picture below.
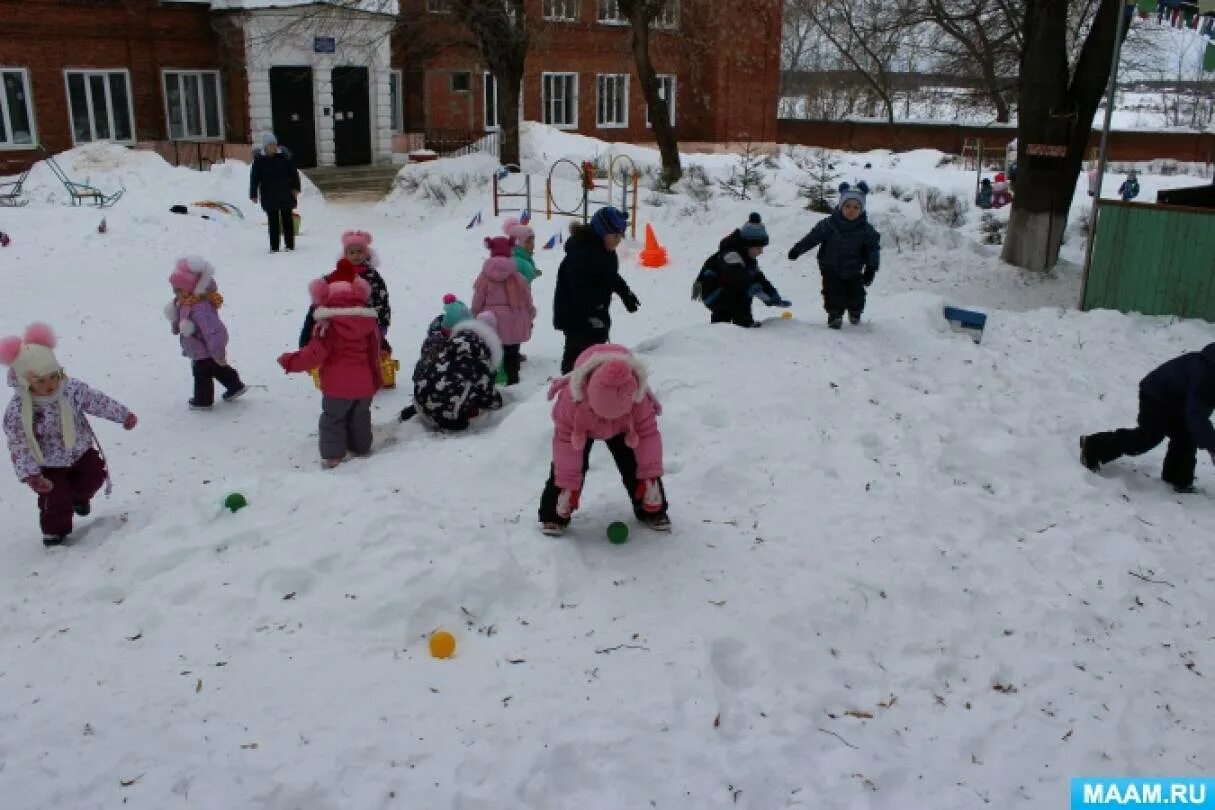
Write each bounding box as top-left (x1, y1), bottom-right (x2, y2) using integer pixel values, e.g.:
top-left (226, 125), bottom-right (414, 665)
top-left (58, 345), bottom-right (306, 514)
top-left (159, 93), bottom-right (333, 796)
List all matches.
top-left (429, 630), bottom-right (456, 659)
top-left (780, 311), bottom-right (793, 320)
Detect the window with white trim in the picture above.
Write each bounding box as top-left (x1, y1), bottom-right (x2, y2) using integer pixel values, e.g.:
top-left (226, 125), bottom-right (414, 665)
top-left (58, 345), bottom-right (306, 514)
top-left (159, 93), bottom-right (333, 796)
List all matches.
top-left (0, 68), bottom-right (37, 149)
top-left (542, 72), bottom-right (577, 129)
top-left (646, 74), bottom-right (675, 127)
top-left (655, 0), bottom-right (678, 28)
top-left (65, 70), bottom-right (135, 144)
top-left (484, 72), bottom-right (499, 130)
top-left (597, 0), bottom-right (625, 24)
top-left (163, 70), bottom-right (223, 140)
top-left (596, 74), bottom-right (628, 128)
top-left (389, 70), bottom-right (404, 132)
top-left (543, 0), bottom-right (579, 21)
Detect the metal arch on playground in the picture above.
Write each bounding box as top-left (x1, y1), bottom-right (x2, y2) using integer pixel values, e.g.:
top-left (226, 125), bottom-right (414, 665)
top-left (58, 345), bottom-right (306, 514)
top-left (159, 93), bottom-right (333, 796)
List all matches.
top-left (546, 156), bottom-right (641, 239)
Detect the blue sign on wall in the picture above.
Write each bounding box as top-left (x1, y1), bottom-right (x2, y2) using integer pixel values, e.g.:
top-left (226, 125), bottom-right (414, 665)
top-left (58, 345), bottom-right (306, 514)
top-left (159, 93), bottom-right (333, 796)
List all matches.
top-left (314, 36), bottom-right (336, 54)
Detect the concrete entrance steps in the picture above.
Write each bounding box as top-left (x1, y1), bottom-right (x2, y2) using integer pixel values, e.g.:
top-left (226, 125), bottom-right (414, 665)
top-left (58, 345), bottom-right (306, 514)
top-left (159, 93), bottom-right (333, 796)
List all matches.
top-left (303, 163), bottom-right (402, 201)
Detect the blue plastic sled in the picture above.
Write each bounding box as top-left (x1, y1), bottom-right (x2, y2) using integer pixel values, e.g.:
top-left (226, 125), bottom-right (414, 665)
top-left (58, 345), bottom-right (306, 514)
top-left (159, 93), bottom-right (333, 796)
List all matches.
top-left (943, 306), bottom-right (987, 344)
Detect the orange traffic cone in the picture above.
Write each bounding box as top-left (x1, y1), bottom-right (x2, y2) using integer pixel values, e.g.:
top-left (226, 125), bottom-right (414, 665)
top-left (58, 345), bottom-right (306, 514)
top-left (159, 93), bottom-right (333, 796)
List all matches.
top-left (639, 223), bottom-right (668, 269)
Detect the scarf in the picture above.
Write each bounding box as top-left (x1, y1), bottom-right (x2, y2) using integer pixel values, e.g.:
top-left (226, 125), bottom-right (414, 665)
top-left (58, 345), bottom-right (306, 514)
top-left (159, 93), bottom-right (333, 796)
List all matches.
top-left (23, 384), bottom-right (76, 467)
top-left (176, 290), bottom-right (224, 310)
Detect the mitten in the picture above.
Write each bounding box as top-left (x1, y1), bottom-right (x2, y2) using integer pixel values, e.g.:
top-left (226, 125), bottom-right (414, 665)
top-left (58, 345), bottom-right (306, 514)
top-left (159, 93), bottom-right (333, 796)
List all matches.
top-left (787, 247), bottom-right (801, 262)
top-left (636, 480), bottom-right (663, 513)
top-left (277, 353), bottom-right (293, 372)
top-left (588, 316), bottom-right (607, 330)
top-left (622, 292), bottom-right (640, 313)
top-left (862, 268), bottom-right (876, 287)
top-left (770, 298), bottom-right (792, 308)
top-left (25, 476), bottom-right (53, 494)
top-left (556, 489), bottom-right (581, 519)
top-left (123, 413), bottom-right (138, 431)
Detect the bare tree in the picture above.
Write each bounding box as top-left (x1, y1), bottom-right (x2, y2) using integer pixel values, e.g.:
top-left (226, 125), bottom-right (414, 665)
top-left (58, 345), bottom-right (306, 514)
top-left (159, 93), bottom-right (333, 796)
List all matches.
top-left (445, 0), bottom-right (528, 168)
top-left (1001, 0), bottom-right (1133, 272)
top-left (616, 0), bottom-right (681, 186)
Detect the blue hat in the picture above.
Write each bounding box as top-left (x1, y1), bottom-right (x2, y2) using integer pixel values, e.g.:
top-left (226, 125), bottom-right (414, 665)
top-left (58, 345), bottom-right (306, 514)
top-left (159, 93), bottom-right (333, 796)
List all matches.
top-left (838, 181), bottom-right (867, 211)
top-left (441, 293), bottom-right (471, 329)
top-left (738, 212), bottom-right (769, 247)
top-left (260, 132), bottom-right (278, 149)
top-left (590, 206), bottom-right (628, 238)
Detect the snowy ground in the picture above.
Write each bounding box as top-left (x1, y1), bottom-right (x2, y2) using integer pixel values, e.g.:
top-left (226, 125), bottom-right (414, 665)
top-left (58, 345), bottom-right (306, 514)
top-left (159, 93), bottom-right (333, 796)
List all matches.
top-left (1, 131), bottom-right (1213, 809)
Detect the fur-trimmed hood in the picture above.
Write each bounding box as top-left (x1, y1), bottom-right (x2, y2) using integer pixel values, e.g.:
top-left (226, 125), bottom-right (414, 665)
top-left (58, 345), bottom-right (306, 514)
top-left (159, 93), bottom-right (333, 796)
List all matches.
top-left (451, 316), bottom-right (504, 371)
top-left (562, 344), bottom-right (650, 406)
top-left (547, 344), bottom-right (659, 453)
top-left (314, 306), bottom-right (378, 321)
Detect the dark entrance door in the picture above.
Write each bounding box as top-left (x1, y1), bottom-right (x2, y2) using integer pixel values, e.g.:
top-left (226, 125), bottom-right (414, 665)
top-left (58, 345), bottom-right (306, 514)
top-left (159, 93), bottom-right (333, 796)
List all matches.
top-left (332, 66), bottom-right (372, 166)
top-left (269, 67), bottom-right (317, 169)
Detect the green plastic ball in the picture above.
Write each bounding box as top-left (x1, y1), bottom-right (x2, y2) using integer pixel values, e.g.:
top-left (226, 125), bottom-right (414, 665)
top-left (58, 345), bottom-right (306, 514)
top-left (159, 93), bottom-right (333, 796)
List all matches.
top-left (607, 521), bottom-right (629, 544)
top-left (224, 492), bottom-right (249, 513)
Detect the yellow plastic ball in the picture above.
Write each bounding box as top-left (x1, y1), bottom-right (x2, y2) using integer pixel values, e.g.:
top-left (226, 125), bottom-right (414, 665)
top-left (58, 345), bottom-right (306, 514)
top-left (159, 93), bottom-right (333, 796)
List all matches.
top-left (780, 311), bottom-right (793, 320)
top-left (429, 630), bottom-right (456, 659)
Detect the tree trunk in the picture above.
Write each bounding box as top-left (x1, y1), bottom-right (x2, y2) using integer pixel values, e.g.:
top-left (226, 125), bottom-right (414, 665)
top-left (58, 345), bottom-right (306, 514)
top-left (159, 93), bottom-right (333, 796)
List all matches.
top-left (1001, 0), bottom-right (1126, 272)
top-left (628, 16), bottom-right (681, 186)
top-left (497, 69), bottom-right (523, 168)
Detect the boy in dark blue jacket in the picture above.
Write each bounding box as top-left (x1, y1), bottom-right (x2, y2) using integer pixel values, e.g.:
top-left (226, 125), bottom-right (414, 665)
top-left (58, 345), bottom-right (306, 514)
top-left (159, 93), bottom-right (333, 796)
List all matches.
top-left (693, 213), bottom-right (791, 328)
top-left (787, 182), bottom-right (881, 329)
top-left (1081, 344), bottom-right (1215, 493)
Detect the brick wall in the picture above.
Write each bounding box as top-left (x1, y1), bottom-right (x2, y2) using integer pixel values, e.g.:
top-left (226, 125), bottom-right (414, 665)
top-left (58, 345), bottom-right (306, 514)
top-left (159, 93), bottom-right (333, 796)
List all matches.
top-left (0, 0), bottom-right (236, 171)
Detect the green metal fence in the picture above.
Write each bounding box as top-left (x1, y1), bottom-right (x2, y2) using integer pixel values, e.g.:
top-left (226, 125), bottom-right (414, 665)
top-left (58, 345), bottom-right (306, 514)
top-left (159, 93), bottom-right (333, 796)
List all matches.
top-left (1082, 199), bottom-right (1215, 321)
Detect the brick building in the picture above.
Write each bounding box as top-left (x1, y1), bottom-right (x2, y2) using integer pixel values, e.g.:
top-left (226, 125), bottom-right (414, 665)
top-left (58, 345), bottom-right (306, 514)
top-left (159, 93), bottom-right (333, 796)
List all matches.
top-left (0, 0), bottom-right (780, 173)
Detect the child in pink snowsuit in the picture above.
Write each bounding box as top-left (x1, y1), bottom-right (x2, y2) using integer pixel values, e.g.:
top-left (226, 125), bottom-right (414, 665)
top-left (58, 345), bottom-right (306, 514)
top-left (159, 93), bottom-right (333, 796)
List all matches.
top-left (472, 235), bottom-right (536, 386)
top-left (1, 323), bottom-right (138, 546)
top-left (165, 256), bottom-right (247, 409)
top-left (538, 343), bottom-right (669, 535)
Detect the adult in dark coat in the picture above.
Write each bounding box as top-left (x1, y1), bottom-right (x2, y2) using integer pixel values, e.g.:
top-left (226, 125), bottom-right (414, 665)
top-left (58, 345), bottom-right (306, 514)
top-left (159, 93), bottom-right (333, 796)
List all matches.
top-left (787, 182), bottom-right (881, 329)
top-left (693, 213), bottom-right (790, 328)
top-left (552, 206), bottom-right (639, 374)
top-left (249, 132), bottom-right (301, 253)
top-left (1081, 344), bottom-right (1215, 492)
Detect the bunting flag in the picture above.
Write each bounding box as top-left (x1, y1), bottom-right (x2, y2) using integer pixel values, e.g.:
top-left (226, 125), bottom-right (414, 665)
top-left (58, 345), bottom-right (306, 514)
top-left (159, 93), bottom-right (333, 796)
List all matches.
top-left (520, 209), bottom-right (531, 225)
top-left (466, 211), bottom-right (482, 229)
top-left (543, 233), bottom-right (560, 250)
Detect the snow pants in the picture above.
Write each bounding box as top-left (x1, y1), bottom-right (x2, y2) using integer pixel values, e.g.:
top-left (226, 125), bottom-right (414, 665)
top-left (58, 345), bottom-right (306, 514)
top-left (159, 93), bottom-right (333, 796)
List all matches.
top-left (37, 449), bottom-right (108, 537)
top-left (560, 326), bottom-right (610, 375)
top-left (1085, 390), bottom-right (1198, 488)
top-left (193, 358), bottom-right (244, 407)
top-left (538, 433), bottom-right (669, 526)
top-left (266, 206), bottom-right (295, 252)
top-left (821, 272), bottom-right (866, 319)
top-left (319, 396), bottom-right (373, 460)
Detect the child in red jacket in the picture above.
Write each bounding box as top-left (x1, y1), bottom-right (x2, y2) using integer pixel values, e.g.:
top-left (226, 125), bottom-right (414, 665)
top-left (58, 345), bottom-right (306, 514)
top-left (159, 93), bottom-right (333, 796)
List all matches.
top-left (278, 277), bottom-right (382, 468)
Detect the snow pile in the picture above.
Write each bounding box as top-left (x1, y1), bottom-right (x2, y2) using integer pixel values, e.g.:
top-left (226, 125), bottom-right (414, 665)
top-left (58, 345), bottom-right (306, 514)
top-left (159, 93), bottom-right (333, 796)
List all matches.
top-left (1, 132), bottom-right (1214, 809)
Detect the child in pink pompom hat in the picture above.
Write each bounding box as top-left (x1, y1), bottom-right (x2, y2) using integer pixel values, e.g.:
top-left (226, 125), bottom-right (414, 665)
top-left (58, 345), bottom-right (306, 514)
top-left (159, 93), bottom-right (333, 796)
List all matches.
top-left (538, 343), bottom-right (669, 536)
top-left (164, 256), bottom-right (247, 410)
top-left (472, 235), bottom-right (536, 386)
top-left (1, 323), bottom-right (137, 546)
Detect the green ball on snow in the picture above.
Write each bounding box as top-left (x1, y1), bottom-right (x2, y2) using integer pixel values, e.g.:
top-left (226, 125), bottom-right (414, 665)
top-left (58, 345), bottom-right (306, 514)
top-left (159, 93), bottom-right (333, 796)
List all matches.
top-left (224, 492), bottom-right (249, 513)
top-left (607, 521), bottom-right (630, 544)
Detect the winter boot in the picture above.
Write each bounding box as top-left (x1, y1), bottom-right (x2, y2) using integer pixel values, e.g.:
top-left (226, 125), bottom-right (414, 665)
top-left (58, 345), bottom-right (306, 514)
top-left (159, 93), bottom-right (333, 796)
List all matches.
top-left (188, 399), bottom-right (212, 410)
top-left (43, 534), bottom-right (67, 547)
top-left (399, 404), bottom-right (417, 422)
top-left (848, 311), bottom-right (862, 325)
top-left (1079, 436), bottom-right (1100, 472)
top-left (322, 458), bottom-right (343, 470)
top-left (1173, 483), bottom-right (1198, 494)
top-left (222, 385), bottom-right (249, 402)
top-left (73, 501), bottom-right (91, 517)
top-left (638, 512), bottom-right (672, 532)
top-left (827, 315), bottom-right (843, 330)
top-left (540, 522), bottom-right (566, 537)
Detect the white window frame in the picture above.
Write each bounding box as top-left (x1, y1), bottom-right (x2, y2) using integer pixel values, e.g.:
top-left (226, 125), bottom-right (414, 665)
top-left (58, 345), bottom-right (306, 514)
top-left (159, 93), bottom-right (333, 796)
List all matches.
top-left (63, 68), bottom-right (136, 145)
top-left (595, 73), bottom-right (628, 129)
top-left (646, 74), bottom-right (675, 128)
top-left (543, 0), bottom-right (580, 21)
top-left (162, 69), bottom-right (224, 141)
top-left (597, 0), bottom-right (626, 24)
top-left (389, 69), bottom-right (404, 132)
top-left (655, 0), bottom-right (679, 29)
top-left (483, 72), bottom-right (499, 131)
top-left (541, 72), bottom-right (578, 130)
top-left (0, 67), bottom-right (38, 150)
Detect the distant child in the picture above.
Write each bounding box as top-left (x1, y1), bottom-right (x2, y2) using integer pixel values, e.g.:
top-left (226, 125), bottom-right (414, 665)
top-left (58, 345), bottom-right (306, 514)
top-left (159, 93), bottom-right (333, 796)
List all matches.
top-left (992, 172), bottom-right (1012, 207)
top-left (2, 323), bottom-right (137, 546)
top-left (473, 236), bottom-right (536, 385)
top-left (692, 212), bottom-right (790, 328)
top-left (299, 230), bottom-right (392, 352)
top-left (165, 256), bottom-right (247, 410)
top-left (1081, 343), bottom-right (1215, 493)
top-left (1119, 170), bottom-right (1140, 202)
top-left (503, 217), bottom-right (542, 285)
top-left (976, 178), bottom-right (994, 209)
top-left (278, 277), bottom-right (382, 468)
top-left (538, 344), bottom-right (669, 536)
top-left (402, 295), bottom-right (504, 431)
top-left (787, 182), bottom-right (881, 329)
top-left (553, 206), bottom-right (640, 374)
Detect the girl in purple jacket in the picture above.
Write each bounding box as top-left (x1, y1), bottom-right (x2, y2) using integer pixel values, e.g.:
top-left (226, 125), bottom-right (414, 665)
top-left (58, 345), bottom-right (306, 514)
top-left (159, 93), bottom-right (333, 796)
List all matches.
top-left (164, 256), bottom-right (247, 410)
top-left (2, 323), bottom-right (138, 546)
